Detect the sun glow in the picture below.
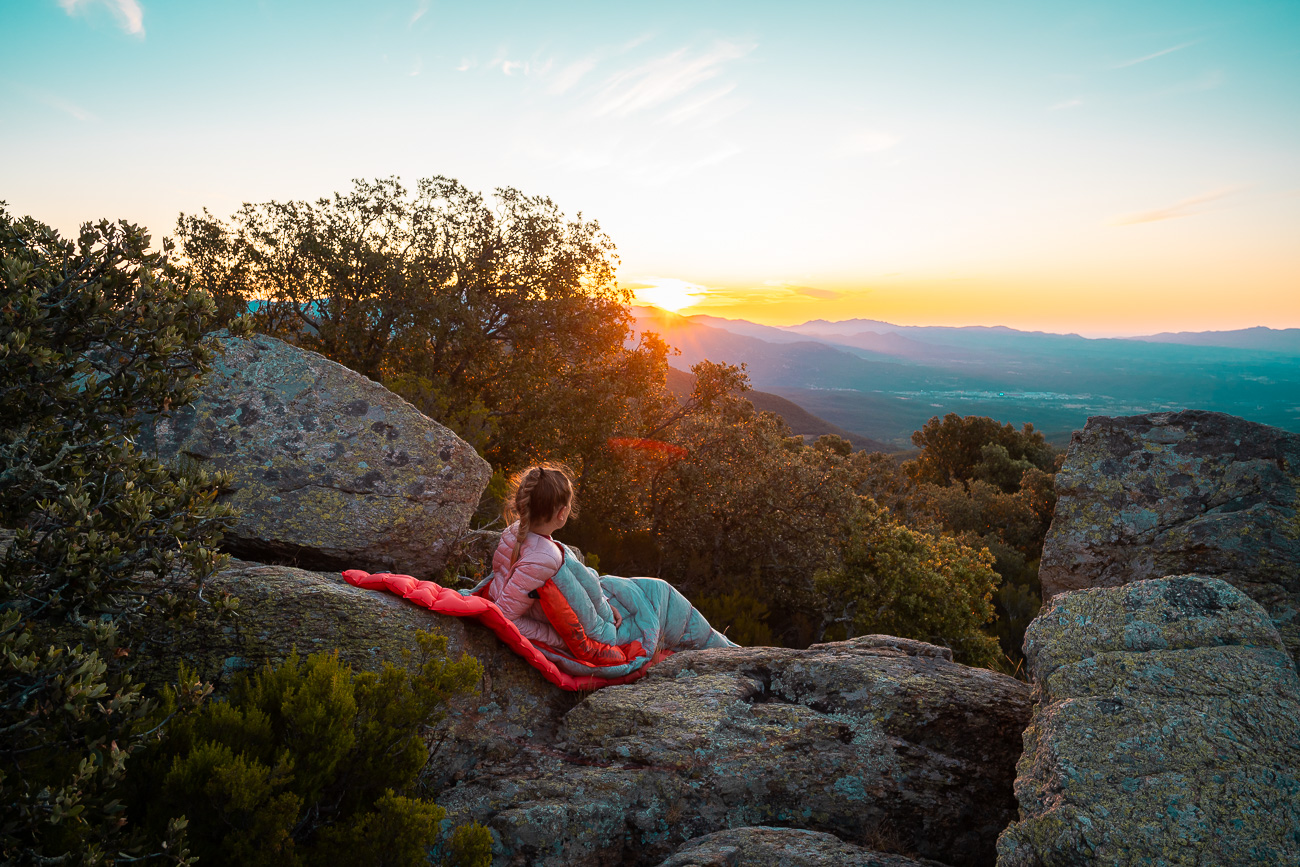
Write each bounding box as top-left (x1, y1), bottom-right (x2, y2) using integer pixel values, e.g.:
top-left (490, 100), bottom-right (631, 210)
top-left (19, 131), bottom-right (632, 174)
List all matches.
top-left (627, 276), bottom-right (706, 313)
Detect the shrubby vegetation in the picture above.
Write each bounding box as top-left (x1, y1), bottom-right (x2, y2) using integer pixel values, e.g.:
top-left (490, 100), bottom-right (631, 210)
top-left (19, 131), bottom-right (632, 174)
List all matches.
top-left (1, 207), bottom-right (229, 862)
top-left (0, 205), bottom-right (491, 864)
top-left (130, 633), bottom-right (488, 867)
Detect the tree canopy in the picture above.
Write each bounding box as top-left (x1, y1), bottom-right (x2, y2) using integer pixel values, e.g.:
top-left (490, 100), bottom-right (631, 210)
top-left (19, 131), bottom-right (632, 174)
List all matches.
top-left (175, 176), bottom-right (663, 467)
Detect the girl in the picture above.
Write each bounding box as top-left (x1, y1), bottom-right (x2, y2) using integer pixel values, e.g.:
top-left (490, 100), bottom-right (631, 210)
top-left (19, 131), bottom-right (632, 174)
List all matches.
top-left (487, 464), bottom-right (734, 673)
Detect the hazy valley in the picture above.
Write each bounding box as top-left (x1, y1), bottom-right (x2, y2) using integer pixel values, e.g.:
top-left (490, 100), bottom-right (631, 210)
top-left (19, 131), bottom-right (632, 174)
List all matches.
top-left (634, 307), bottom-right (1300, 448)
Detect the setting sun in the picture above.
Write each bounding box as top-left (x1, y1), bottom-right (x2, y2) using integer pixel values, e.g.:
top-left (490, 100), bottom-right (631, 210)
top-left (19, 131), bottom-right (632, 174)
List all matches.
top-left (626, 277), bottom-right (705, 313)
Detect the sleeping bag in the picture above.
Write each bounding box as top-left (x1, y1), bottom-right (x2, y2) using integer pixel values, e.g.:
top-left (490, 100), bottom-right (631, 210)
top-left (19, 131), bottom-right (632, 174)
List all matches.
top-left (343, 527), bottom-right (735, 691)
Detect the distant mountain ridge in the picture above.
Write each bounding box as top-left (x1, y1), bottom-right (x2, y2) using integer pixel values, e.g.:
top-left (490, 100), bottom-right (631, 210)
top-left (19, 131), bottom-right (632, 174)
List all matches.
top-left (631, 307), bottom-right (1300, 447)
top-left (1134, 326), bottom-right (1300, 353)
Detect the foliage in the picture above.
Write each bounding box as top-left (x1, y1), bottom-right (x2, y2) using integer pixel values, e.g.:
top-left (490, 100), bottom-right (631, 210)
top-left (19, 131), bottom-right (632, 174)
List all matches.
top-left (815, 506), bottom-right (1002, 668)
top-left (693, 589), bottom-right (774, 647)
top-left (859, 414), bottom-right (1061, 671)
top-left (0, 206), bottom-right (230, 864)
top-left (906, 412), bottom-right (1057, 491)
top-left (132, 632), bottom-right (486, 867)
top-left (175, 176), bottom-right (671, 470)
top-left (569, 361), bottom-right (864, 645)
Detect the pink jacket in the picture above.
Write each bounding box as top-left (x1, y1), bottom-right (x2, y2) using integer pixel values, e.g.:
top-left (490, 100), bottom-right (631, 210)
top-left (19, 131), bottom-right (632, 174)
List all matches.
top-left (488, 523), bottom-right (564, 648)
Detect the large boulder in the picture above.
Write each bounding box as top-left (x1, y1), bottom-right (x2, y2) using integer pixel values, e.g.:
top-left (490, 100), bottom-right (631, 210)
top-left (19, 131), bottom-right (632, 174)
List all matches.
top-left (138, 559), bottom-right (575, 786)
top-left (437, 636), bottom-right (1031, 867)
top-left (997, 575), bottom-right (1300, 866)
top-left (151, 562), bottom-right (1029, 867)
top-left (1040, 410), bottom-right (1300, 662)
top-left (655, 826), bottom-right (946, 867)
top-left (142, 333), bottom-right (491, 577)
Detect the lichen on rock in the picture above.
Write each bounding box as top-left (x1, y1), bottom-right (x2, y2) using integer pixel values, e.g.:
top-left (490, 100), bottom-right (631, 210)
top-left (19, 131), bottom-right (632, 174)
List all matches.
top-left (997, 575), bottom-right (1300, 866)
top-left (139, 332), bottom-right (491, 577)
top-left (438, 636), bottom-right (1030, 867)
top-left (1040, 409), bottom-right (1300, 664)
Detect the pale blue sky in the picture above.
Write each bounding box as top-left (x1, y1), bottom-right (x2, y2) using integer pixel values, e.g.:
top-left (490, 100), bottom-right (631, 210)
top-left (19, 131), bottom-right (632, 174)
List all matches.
top-left (2, 0), bottom-right (1297, 333)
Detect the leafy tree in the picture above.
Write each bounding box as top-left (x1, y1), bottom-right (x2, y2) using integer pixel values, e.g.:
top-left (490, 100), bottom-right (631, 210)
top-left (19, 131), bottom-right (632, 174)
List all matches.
top-left (132, 633), bottom-right (488, 867)
top-left (176, 176), bottom-right (667, 468)
top-left (906, 413), bottom-right (1056, 491)
top-left (815, 506), bottom-right (1002, 668)
top-left (860, 414), bottom-right (1061, 671)
top-left (0, 206), bottom-right (231, 864)
top-left (568, 362), bottom-right (864, 645)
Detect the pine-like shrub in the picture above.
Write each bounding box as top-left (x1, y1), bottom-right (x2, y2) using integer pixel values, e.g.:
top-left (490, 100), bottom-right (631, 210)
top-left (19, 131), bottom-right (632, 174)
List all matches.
top-left (132, 631), bottom-right (489, 867)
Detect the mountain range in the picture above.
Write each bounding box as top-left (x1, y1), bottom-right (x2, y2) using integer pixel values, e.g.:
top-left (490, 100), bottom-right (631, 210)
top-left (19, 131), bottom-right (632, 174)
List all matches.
top-left (632, 307), bottom-right (1300, 449)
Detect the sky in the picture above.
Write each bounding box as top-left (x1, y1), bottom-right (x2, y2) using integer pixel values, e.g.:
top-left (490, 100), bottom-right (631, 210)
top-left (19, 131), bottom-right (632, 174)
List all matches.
top-left (2, 0), bottom-right (1298, 336)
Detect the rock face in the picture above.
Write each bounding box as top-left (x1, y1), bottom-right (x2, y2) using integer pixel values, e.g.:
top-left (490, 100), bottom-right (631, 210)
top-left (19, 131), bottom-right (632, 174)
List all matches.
top-left (656, 826), bottom-right (944, 867)
top-left (151, 562), bottom-right (1029, 867)
top-left (438, 636), bottom-right (1031, 867)
top-left (1040, 410), bottom-right (1300, 662)
top-left (139, 560), bottom-right (577, 787)
top-left (142, 333), bottom-right (491, 577)
top-left (997, 575), bottom-right (1300, 866)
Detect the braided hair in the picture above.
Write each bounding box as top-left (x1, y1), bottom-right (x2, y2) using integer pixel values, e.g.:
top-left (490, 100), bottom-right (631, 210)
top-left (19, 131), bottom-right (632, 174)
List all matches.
top-left (503, 463), bottom-right (576, 564)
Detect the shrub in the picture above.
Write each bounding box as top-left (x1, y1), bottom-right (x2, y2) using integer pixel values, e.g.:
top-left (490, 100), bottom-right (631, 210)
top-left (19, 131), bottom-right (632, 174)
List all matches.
top-left (1, 206), bottom-right (229, 864)
top-left (816, 508), bottom-right (1002, 668)
top-left (133, 631), bottom-right (487, 866)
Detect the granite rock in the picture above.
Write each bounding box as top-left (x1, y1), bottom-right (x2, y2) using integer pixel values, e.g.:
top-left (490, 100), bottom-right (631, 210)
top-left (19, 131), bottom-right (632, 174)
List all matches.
top-left (656, 826), bottom-right (947, 867)
top-left (1039, 410), bottom-right (1300, 662)
top-left (141, 332), bottom-right (491, 577)
top-left (996, 575), bottom-right (1300, 866)
top-left (438, 636), bottom-right (1031, 867)
top-left (137, 559), bottom-right (577, 787)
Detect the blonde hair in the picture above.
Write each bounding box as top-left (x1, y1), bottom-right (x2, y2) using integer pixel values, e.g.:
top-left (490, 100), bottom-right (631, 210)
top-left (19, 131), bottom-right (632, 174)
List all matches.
top-left (503, 463), bottom-right (577, 564)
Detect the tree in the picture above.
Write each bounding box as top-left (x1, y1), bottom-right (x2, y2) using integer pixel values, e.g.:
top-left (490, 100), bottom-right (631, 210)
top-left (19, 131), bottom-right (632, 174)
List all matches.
top-left (906, 413), bottom-right (1056, 491)
top-left (1, 206), bottom-right (231, 863)
top-left (860, 414), bottom-right (1061, 672)
top-left (175, 177), bottom-right (665, 468)
top-left (570, 361), bottom-right (865, 645)
top-left (815, 505), bottom-right (1002, 668)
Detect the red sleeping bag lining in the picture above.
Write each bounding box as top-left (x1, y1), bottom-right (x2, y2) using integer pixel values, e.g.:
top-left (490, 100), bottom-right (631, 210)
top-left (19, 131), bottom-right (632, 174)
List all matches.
top-left (341, 569), bottom-right (661, 691)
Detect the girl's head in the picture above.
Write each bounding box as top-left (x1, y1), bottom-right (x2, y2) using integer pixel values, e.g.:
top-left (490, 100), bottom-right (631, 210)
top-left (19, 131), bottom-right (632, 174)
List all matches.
top-left (504, 463), bottom-right (577, 559)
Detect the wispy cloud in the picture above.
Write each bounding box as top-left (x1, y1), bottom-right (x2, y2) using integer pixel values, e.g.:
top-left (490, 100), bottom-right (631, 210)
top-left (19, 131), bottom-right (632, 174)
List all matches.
top-left (408, 57), bottom-right (423, 77)
top-left (408, 0), bottom-right (430, 27)
top-left (492, 57), bottom-right (550, 77)
top-left (628, 146), bottom-right (742, 186)
top-left (593, 40), bottom-right (753, 118)
top-left (547, 58), bottom-right (597, 95)
top-left (58, 0), bottom-right (144, 36)
top-left (456, 58), bottom-right (473, 72)
top-left (1112, 40), bottom-right (1199, 69)
top-left (661, 84), bottom-right (737, 125)
top-left (1110, 186), bottom-right (1244, 226)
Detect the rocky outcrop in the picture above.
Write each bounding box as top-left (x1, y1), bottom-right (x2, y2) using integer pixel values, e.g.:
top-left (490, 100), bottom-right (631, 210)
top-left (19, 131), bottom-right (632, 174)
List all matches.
top-left (997, 575), bottom-right (1300, 866)
top-left (1040, 410), bottom-right (1300, 662)
top-left (149, 560), bottom-right (1029, 867)
top-left (139, 559), bottom-right (576, 787)
top-left (656, 826), bottom-right (945, 867)
top-left (438, 636), bottom-right (1031, 867)
top-left (141, 333), bottom-right (491, 577)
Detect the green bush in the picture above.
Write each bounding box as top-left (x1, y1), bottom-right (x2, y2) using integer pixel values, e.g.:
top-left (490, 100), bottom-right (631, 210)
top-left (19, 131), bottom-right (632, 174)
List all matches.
top-left (1, 206), bottom-right (229, 864)
top-left (816, 508), bottom-right (1002, 668)
top-left (133, 631), bottom-right (488, 867)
